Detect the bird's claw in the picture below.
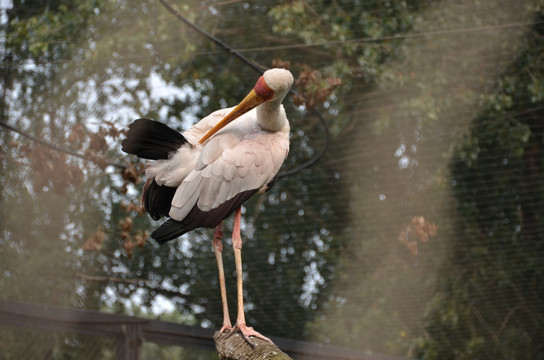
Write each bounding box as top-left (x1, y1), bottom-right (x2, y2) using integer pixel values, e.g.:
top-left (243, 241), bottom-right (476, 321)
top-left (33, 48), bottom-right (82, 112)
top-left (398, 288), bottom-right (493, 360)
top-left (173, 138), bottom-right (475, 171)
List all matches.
top-left (227, 323), bottom-right (273, 347)
top-left (219, 324), bottom-right (232, 334)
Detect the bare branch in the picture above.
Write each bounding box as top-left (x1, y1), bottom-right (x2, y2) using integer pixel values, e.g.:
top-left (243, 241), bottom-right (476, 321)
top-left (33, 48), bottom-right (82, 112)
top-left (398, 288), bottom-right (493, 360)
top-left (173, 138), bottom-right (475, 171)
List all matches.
top-left (76, 273), bottom-right (188, 299)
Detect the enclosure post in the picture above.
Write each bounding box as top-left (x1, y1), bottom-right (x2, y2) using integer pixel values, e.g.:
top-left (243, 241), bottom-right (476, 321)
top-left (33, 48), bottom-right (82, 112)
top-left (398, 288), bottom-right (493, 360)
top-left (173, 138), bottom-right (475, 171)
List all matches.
top-left (116, 323), bottom-right (143, 360)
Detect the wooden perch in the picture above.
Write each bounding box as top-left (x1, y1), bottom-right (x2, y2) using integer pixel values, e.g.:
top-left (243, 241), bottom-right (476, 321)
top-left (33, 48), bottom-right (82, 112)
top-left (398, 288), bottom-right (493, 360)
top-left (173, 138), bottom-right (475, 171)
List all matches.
top-left (214, 331), bottom-right (292, 360)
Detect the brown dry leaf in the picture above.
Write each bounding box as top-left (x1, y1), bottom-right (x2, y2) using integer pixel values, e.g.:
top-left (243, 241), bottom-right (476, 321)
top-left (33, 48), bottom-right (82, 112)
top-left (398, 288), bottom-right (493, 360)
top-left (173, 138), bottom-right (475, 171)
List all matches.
top-left (119, 217), bottom-right (133, 232)
top-left (122, 230), bottom-right (148, 259)
top-left (427, 223), bottom-right (438, 237)
top-left (398, 216), bottom-right (438, 256)
top-left (119, 217), bottom-right (148, 258)
top-left (122, 163), bottom-right (143, 185)
top-left (21, 143), bottom-right (85, 194)
top-left (293, 94), bottom-right (306, 107)
top-left (67, 124), bottom-right (86, 147)
top-left (120, 183), bottom-right (128, 194)
top-left (83, 149), bottom-right (109, 170)
top-left (405, 240), bottom-right (419, 256)
top-left (272, 58), bottom-right (291, 70)
top-left (102, 121), bottom-right (123, 139)
top-left (121, 201), bottom-right (146, 216)
top-left (82, 228), bottom-right (106, 251)
top-left (133, 230), bottom-right (148, 248)
top-left (88, 132), bottom-right (108, 153)
top-left (123, 236), bottom-right (134, 259)
top-left (294, 66), bottom-right (342, 109)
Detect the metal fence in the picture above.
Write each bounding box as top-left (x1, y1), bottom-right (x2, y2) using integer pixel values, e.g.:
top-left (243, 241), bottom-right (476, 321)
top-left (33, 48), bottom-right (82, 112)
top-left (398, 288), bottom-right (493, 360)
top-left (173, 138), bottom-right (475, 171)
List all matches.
top-left (0, 298), bottom-right (404, 360)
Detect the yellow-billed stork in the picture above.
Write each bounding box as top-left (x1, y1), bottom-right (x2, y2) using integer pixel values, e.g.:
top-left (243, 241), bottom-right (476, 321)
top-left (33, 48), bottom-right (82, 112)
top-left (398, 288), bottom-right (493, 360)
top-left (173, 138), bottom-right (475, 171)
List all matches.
top-left (121, 68), bottom-right (294, 344)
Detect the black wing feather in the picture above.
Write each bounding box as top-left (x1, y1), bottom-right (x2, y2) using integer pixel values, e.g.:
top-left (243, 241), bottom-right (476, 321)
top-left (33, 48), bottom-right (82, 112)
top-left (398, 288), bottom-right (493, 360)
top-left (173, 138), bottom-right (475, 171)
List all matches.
top-left (143, 180), bottom-right (177, 221)
top-left (121, 118), bottom-right (187, 160)
top-left (122, 119), bottom-right (270, 244)
top-left (152, 189), bottom-right (258, 244)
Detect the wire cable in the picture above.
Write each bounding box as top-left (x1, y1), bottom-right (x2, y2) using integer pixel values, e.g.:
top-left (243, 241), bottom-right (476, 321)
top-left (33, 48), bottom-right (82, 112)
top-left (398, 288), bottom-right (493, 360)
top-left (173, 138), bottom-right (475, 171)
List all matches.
top-left (157, 0), bottom-right (330, 179)
top-left (2, 2), bottom-right (330, 177)
top-left (0, 120), bottom-right (127, 169)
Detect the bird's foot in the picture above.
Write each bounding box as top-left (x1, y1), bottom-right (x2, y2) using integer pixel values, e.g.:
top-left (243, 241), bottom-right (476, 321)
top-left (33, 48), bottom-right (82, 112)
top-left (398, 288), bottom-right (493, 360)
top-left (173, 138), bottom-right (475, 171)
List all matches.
top-left (228, 323), bottom-right (273, 346)
top-left (219, 323), bottom-right (232, 334)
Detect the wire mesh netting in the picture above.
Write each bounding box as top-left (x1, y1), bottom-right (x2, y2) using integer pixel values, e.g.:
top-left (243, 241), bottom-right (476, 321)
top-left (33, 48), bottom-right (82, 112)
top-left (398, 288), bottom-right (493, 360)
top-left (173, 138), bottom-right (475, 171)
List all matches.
top-left (0, 325), bottom-right (217, 360)
top-left (1, 0), bottom-right (544, 359)
top-left (0, 326), bottom-right (119, 360)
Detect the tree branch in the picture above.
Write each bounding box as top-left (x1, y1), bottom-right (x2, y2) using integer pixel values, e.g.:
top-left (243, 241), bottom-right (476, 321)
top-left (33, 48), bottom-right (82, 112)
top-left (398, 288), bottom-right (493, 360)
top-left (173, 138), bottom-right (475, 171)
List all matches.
top-left (76, 273), bottom-right (188, 299)
top-left (1, 120), bottom-right (126, 169)
top-left (214, 331), bottom-right (292, 360)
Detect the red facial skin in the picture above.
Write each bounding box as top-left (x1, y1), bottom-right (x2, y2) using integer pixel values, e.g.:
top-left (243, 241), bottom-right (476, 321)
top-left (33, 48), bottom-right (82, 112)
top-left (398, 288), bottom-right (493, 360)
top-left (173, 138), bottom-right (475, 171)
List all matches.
top-left (254, 76), bottom-right (274, 101)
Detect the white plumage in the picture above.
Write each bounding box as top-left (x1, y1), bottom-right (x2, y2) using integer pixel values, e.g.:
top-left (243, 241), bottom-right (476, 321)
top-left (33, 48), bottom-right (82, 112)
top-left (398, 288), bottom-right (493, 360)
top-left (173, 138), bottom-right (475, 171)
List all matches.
top-left (121, 68), bottom-right (294, 345)
top-left (139, 69), bottom-right (292, 227)
top-left (153, 107), bottom-right (289, 219)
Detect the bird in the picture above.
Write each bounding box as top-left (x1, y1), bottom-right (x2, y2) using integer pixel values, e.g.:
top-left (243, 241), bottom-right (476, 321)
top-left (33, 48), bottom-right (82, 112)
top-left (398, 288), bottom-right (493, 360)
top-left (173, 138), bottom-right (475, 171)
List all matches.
top-left (121, 68), bottom-right (294, 345)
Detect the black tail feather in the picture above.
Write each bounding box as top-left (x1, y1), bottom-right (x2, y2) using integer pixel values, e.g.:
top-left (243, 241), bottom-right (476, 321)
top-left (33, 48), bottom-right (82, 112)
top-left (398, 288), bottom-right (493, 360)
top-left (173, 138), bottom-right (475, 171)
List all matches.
top-left (143, 180), bottom-right (177, 221)
top-left (152, 218), bottom-right (193, 244)
top-left (121, 119), bottom-right (187, 160)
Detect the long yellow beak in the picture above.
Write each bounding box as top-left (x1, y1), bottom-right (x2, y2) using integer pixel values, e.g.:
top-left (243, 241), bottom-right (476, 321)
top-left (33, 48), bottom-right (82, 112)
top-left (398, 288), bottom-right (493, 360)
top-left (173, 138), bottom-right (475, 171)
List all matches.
top-left (198, 89), bottom-right (267, 144)
top-left (198, 73), bottom-right (275, 144)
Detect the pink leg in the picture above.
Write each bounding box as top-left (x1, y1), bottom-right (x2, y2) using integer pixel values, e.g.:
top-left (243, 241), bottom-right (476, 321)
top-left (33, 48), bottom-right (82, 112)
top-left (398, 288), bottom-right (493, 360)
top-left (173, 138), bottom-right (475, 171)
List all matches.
top-left (212, 222), bottom-right (232, 333)
top-left (229, 207), bottom-right (273, 345)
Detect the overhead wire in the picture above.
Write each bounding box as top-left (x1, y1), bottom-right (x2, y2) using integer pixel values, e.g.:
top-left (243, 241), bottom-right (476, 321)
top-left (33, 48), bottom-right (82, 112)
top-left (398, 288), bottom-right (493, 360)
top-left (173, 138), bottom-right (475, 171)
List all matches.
top-left (157, 0), bottom-right (330, 179)
top-left (217, 20), bottom-right (542, 54)
top-left (1, 0), bottom-right (542, 348)
top-left (2, 0), bottom-right (331, 178)
top-left (0, 18), bottom-right (537, 68)
top-left (1, 0), bottom-right (540, 224)
top-left (0, 120), bottom-right (127, 169)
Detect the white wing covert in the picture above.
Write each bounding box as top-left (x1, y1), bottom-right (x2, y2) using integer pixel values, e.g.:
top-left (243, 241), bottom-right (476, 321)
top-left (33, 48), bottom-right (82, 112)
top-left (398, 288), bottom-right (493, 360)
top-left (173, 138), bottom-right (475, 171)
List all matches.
top-left (169, 131), bottom-right (289, 221)
top-left (143, 108), bottom-right (233, 188)
top-left (183, 108), bottom-right (232, 145)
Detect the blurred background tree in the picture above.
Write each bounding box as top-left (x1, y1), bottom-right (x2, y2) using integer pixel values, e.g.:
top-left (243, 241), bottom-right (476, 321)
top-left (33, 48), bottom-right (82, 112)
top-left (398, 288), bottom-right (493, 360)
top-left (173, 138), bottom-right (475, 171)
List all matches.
top-left (1, 0), bottom-right (543, 359)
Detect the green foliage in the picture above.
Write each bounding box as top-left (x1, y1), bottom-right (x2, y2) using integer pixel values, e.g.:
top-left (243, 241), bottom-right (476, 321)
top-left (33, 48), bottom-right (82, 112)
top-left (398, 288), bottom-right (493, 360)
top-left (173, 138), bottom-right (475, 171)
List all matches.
top-left (2, 0), bottom-right (544, 359)
top-left (1, 0), bottom-right (350, 346)
top-left (416, 15), bottom-right (544, 359)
